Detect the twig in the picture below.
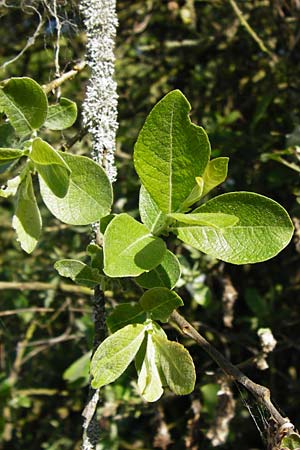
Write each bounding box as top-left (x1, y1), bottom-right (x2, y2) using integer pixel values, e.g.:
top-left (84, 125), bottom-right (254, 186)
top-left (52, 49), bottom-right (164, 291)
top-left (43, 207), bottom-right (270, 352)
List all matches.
top-left (228, 0), bottom-right (277, 62)
top-left (170, 310), bottom-right (293, 428)
top-left (42, 61), bottom-right (87, 94)
top-left (0, 280), bottom-right (91, 295)
top-left (0, 6), bottom-right (44, 70)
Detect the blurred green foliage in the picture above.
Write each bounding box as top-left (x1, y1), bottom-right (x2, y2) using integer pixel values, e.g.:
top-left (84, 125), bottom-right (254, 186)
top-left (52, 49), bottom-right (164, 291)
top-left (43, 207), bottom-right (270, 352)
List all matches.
top-left (0, 1), bottom-right (299, 449)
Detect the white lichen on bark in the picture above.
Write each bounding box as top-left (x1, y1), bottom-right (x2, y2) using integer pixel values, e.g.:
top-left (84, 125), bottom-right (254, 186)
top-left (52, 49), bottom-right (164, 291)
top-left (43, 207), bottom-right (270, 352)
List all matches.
top-left (80, 0), bottom-right (118, 182)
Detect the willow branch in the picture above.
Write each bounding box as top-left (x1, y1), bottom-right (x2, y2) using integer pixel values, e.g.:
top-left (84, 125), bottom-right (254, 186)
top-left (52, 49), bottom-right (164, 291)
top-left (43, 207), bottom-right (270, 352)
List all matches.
top-left (42, 61), bottom-right (87, 94)
top-left (228, 0), bottom-right (277, 62)
top-left (0, 281), bottom-right (91, 295)
top-left (170, 310), bottom-right (293, 428)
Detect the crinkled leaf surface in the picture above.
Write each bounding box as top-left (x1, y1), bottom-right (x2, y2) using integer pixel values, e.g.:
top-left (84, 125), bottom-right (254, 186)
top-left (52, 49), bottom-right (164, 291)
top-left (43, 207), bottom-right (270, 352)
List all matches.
top-left (107, 303), bottom-right (147, 333)
top-left (137, 334), bottom-right (164, 402)
top-left (175, 192), bottom-right (294, 264)
top-left (44, 97), bottom-right (77, 130)
top-left (54, 259), bottom-right (102, 288)
top-left (31, 138), bottom-right (71, 198)
top-left (0, 148), bottom-right (23, 165)
top-left (0, 77), bottom-right (48, 136)
top-left (169, 212), bottom-right (239, 228)
top-left (91, 323), bottom-right (146, 389)
top-left (136, 250), bottom-right (181, 289)
top-left (134, 90), bottom-right (210, 213)
top-left (139, 287), bottom-right (183, 322)
top-left (139, 185), bottom-right (167, 234)
top-left (202, 157), bottom-right (229, 197)
top-left (103, 213), bottom-right (166, 277)
top-left (39, 152), bottom-right (112, 225)
top-left (153, 334), bottom-right (196, 395)
top-left (12, 174), bottom-right (42, 253)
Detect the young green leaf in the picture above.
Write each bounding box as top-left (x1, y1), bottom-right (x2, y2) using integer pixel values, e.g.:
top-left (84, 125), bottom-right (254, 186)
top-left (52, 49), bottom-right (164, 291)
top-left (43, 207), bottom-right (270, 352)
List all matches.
top-left (44, 97), bottom-right (77, 130)
top-left (139, 287), bottom-right (184, 322)
top-left (169, 212), bottom-right (239, 228)
top-left (281, 432), bottom-right (300, 449)
top-left (0, 175), bottom-right (21, 198)
top-left (107, 303), bottom-right (147, 333)
top-left (0, 77), bottom-right (48, 136)
top-left (134, 90), bottom-right (210, 214)
top-left (54, 259), bottom-right (102, 288)
top-left (63, 351), bottom-right (92, 384)
top-left (202, 157), bottom-right (229, 197)
top-left (175, 192), bottom-right (294, 264)
top-left (139, 185), bottom-right (167, 234)
top-left (31, 138), bottom-right (71, 198)
top-left (39, 152), bottom-right (112, 225)
top-left (137, 334), bottom-right (164, 402)
top-left (136, 250), bottom-right (181, 289)
top-left (153, 334), bottom-right (196, 395)
top-left (0, 148), bottom-right (23, 166)
top-left (91, 323), bottom-right (146, 389)
top-left (12, 174), bottom-right (42, 253)
top-left (180, 176), bottom-right (204, 210)
top-left (103, 213), bottom-right (166, 277)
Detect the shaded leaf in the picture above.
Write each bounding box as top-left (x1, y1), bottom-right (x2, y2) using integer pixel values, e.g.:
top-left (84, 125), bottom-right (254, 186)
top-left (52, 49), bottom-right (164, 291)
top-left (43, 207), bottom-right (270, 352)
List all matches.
top-left (54, 259), bottom-right (102, 288)
top-left (139, 287), bottom-right (183, 322)
top-left (0, 77), bottom-right (48, 136)
top-left (12, 174), bottom-right (42, 253)
top-left (107, 303), bottom-right (146, 333)
top-left (0, 147), bottom-right (23, 165)
top-left (44, 97), bottom-right (77, 130)
top-left (136, 250), bottom-right (181, 289)
top-left (63, 351), bottom-right (92, 384)
top-left (31, 138), bottom-right (71, 198)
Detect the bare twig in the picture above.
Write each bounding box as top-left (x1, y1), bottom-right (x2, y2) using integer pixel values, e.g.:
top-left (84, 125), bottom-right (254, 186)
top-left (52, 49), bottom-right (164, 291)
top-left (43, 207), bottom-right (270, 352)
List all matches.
top-left (228, 0), bottom-right (278, 62)
top-left (0, 280), bottom-right (91, 295)
top-left (0, 6), bottom-right (44, 70)
top-left (42, 61), bottom-right (87, 94)
top-left (170, 310), bottom-right (293, 428)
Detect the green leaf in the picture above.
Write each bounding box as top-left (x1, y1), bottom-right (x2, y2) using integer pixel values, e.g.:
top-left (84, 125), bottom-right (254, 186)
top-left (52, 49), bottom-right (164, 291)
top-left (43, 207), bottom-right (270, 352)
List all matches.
top-left (39, 152), bottom-right (112, 225)
top-left (136, 250), bottom-right (181, 289)
top-left (91, 323), bottom-right (146, 389)
top-left (31, 138), bottom-right (71, 198)
top-left (134, 90), bottom-right (210, 214)
top-left (54, 259), bottom-right (102, 288)
top-left (63, 351), bottom-right (92, 384)
top-left (0, 123), bottom-right (18, 148)
top-left (0, 148), bottom-right (23, 165)
top-left (103, 213), bottom-right (166, 277)
top-left (202, 157), bottom-right (229, 197)
top-left (137, 333), bottom-right (164, 402)
top-left (0, 77), bottom-right (48, 136)
top-left (139, 185), bottom-right (167, 234)
top-left (12, 174), bottom-right (42, 253)
top-left (107, 303), bottom-right (147, 333)
top-left (0, 175), bottom-right (21, 198)
top-left (153, 334), bottom-right (196, 395)
top-left (281, 432), bottom-right (300, 449)
top-left (175, 192), bottom-right (294, 264)
top-left (181, 176), bottom-right (204, 210)
top-left (139, 287), bottom-right (183, 322)
top-left (169, 212), bottom-right (239, 228)
top-left (44, 97), bottom-right (77, 130)
top-left (87, 243), bottom-right (104, 270)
